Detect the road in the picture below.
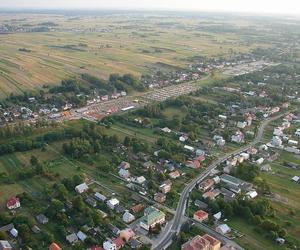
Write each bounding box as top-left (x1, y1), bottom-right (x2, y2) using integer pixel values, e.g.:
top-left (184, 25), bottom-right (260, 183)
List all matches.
top-left (152, 111), bottom-right (291, 250)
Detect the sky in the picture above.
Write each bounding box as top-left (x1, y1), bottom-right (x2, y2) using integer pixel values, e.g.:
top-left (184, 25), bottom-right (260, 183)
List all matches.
top-left (0, 0), bottom-right (300, 15)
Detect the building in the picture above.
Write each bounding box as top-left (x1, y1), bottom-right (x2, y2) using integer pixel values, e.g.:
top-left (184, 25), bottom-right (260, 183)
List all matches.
top-left (0, 241), bottom-right (12, 250)
top-left (120, 228), bottom-right (135, 242)
top-left (77, 231), bottom-right (87, 242)
top-left (36, 214), bottom-right (49, 224)
top-left (216, 224), bottom-right (231, 235)
top-left (134, 176), bottom-right (146, 185)
top-left (181, 235), bottom-right (210, 250)
top-left (112, 237), bottom-right (124, 250)
top-left (75, 182), bottom-right (89, 193)
top-left (118, 168), bottom-right (130, 179)
top-left (122, 211), bottom-right (135, 223)
top-left (246, 190), bottom-right (258, 199)
top-left (66, 233), bottom-right (78, 245)
top-left (154, 192), bottom-right (166, 203)
top-left (193, 210), bottom-right (209, 222)
top-left (159, 180), bottom-right (172, 194)
top-left (94, 192), bottom-right (107, 202)
top-left (107, 198), bottom-right (120, 210)
top-left (169, 170), bottom-right (181, 179)
top-left (6, 197), bottom-right (20, 210)
top-left (49, 243), bottom-right (62, 250)
top-left (186, 160), bottom-right (201, 169)
top-left (86, 197), bottom-right (97, 207)
top-left (103, 240), bottom-right (116, 250)
top-left (220, 174), bottom-right (243, 187)
top-left (194, 200), bottom-right (208, 209)
top-left (202, 189), bottom-right (220, 200)
top-left (231, 131), bottom-right (244, 144)
top-left (140, 206), bottom-right (165, 231)
top-left (202, 234), bottom-right (221, 250)
top-left (119, 161), bottom-right (130, 169)
top-left (199, 179), bottom-right (214, 192)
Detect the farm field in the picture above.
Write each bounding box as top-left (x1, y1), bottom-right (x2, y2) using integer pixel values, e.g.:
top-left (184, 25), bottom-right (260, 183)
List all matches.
top-left (0, 12), bottom-right (270, 97)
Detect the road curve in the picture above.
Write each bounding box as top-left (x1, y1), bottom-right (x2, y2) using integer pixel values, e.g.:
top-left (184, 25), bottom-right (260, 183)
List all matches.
top-left (152, 111), bottom-right (291, 250)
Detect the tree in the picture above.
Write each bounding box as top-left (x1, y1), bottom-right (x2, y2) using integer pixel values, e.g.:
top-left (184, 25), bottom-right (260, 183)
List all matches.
top-left (30, 155), bottom-right (38, 166)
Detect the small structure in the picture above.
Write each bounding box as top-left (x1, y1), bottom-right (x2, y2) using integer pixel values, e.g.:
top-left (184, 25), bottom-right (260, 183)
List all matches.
top-left (113, 237), bottom-right (124, 250)
top-left (118, 168), bottom-right (130, 179)
top-left (0, 241), bottom-right (12, 250)
top-left (119, 161), bottom-right (130, 169)
top-left (85, 197), bottom-right (97, 207)
top-left (194, 200), bottom-right (208, 209)
top-left (154, 193), bottom-right (166, 203)
top-left (66, 233), bottom-right (78, 245)
top-left (77, 231), bottom-right (87, 242)
top-left (36, 214), bottom-right (49, 224)
top-left (246, 190), bottom-right (258, 199)
top-left (216, 224), bottom-right (231, 235)
top-left (107, 198), bottom-right (120, 210)
top-left (103, 239), bottom-right (116, 250)
top-left (9, 228), bottom-right (18, 238)
top-left (49, 243), bottom-right (62, 250)
top-left (120, 228), bottom-right (135, 242)
top-left (75, 183), bottom-right (89, 194)
top-left (291, 176), bottom-right (300, 182)
top-left (94, 192), bottom-right (107, 202)
top-left (193, 210), bottom-right (209, 222)
top-left (122, 211), bottom-right (135, 223)
top-left (169, 170), bottom-right (181, 179)
top-left (6, 197), bottom-right (20, 210)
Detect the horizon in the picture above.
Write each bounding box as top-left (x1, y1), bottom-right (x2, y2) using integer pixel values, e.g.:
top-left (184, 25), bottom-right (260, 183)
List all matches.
top-left (0, 0), bottom-right (300, 16)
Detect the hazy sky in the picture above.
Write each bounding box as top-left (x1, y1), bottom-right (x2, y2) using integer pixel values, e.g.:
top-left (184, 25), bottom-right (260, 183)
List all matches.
top-left (1, 0), bottom-right (300, 15)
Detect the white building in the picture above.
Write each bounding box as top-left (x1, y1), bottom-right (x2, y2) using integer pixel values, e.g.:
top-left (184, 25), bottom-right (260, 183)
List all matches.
top-left (94, 192), bottom-right (107, 202)
top-left (271, 136), bottom-right (282, 147)
top-left (118, 168), bottom-right (130, 179)
top-left (255, 158), bottom-right (264, 165)
top-left (77, 231), bottom-right (87, 242)
top-left (237, 121), bottom-right (247, 129)
top-left (216, 224), bottom-right (231, 235)
top-left (246, 190), bottom-right (258, 199)
top-left (107, 198), bottom-right (120, 210)
top-left (103, 240), bottom-right (117, 250)
top-left (75, 183), bottom-right (89, 194)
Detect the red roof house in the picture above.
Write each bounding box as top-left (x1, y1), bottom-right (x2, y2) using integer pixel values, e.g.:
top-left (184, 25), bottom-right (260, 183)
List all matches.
top-left (113, 237), bottom-right (124, 250)
top-left (6, 197), bottom-right (20, 210)
top-left (193, 210), bottom-right (209, 222)
top-left (49, 242), bottom-right (62, 250)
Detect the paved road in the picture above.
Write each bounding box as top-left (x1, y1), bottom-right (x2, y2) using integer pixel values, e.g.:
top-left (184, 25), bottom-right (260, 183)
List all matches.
top-left (152, 111), bottom-right (291, 250)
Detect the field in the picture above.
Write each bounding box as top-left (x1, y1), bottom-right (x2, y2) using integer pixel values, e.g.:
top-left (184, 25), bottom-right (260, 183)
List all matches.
top-left (0, 12), bottom-right (272, 97)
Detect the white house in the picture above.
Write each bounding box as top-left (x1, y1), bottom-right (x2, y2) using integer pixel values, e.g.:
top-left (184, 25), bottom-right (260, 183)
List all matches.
top-left (288, 140), bottom-right (298, 146)
top-left (103, 240), bottom-right (117, 250)
top-left (161, 127), bottom-right (171, 133)
top-left (237, 121), bottom-right (247, 129)
top-left (216, 224), bottom-right (231, 235)
top-left (273, 127), bottom-right (283, 137)
top-left (107, 198), bottom-right (120, 209)
top-left (291, 176), bottom-right (300, 182)
top-left (118, 168), bottom-right (130, 179)
top-left (271, 136), bottom-right (282, 147)
top-left (255, 158), bottom-right (264, 165)
top-left (246, 190), bottom-right (258, 199)
top-left (184, 145), bottom-right (195, 152)
top-left (218, 115), bottom-right (227, 120)
top-left (10, 228), bottom-right (18, 238)
top-left (231, 131), bottom-right (244, 144)
top-left (134, 176), bottom-right (146, 185)
top-left (122, 211), bottom-right (135, 223)
top-left (77, 231), bottom-right (87, 242)
top-left (75, 183), bottom-right (89, 194)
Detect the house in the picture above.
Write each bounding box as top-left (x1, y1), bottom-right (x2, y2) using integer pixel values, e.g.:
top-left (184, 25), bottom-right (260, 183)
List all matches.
top-left (118, 168), bottom-right (130, 179)
top-left (75, 182), bottom-right (89, 193)
top-left (108, 224), bottom-right (120, 236)
top-left (181, 235), bottom-right (210, 250)
top-left (260, 164), bottom-right (272, 172)
top-left (142, 161), bottom-right (155, 169)
top-left (66, 233), bottom-right (78, 245)
top-left (154, 193), bottom-right (166, 203)
top-left (186, 160), bottom-right (201, 169)
top-left (169, 170), bottom-right (181, 179)
top-left (246, 190), bottom-right (258, 199)
top-left (291, 176), bottom-right (300, 182)
top-left (140, 206), bottom-right (165, 231)
top-left (194, 200), bottom-right (208, 209)
top-left (77, 231), bottom-right (87, 242)
top-left (273, 127), bottom-right (283, 137)
top-left (247, 147), bottom-right (258, 155)
top-left (237, 121), bottom-right (247, 129)
top-left (103, 240), bottom-right (116, 250)
top-left (134, 176), bottom-right (146, 185)
top-left (199, 179), bottom-right (214, 192)
top-left (271, 136), bottom-right (282, 147)
top-left (288, 140), bottom-right (298, 146)
top-left (119, 161), bottom-right (130, 169)
top-left (231, 131), bottom-right (244, 143)
top-left (120, 228), bottom-right (135, 242)
top-left (131, 203), bottom-right (145, 214)
top-left (49, 243), bottom-right (62, 250)
top-left (255, 158), bottom-right (264, 165)
top-left (36, 214), bottom-right (49, 224)
top-left (107, 198), bottom-right (120, 209)
top-left (193, 210), bottom-right (209, 222)
top-left (113, 237), bottom-right (124, 250)
top-left (130, 239), bottom-right (143, 249)
top-left (122, 211), bottom-right (135, 223)
top-left (202, 189), bottom-right (220, 200)
top-left (203, 234), bottom-right (221, 250)
top-left (159, 180), bottom-right (172, 194)
top-left (220, 188), bottom-right (236, 201)
top-left (179, 135), bottom-right (188, 142)
top-left (0, 241), bottom-right (12, 250)
top-left (6, 197), bottom-right (20, 210)
top-left (86, 197), bottom-right (97, 207)
top-left (218, 115), bottom-right (227, 120)
top-left (184, 145), bottom-right (195, 152)
top-left (161, 127), bottom-right (171, 133)
top-left (9, 228), bottom-right (18, 238)
top-left (213, 212), bottom-right (222, 221)
top-left (216, 224), bottom-right (231, 235)
top-left (95, 192), bottom-right (107, 202)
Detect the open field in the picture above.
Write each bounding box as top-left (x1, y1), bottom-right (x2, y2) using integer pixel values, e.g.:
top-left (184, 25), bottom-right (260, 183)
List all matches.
top-left (0, 12), bottom-right (273, 97)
